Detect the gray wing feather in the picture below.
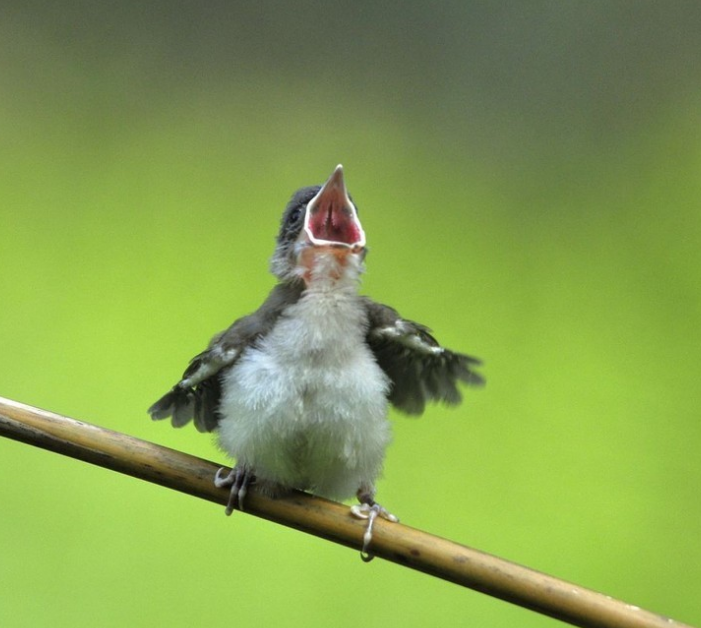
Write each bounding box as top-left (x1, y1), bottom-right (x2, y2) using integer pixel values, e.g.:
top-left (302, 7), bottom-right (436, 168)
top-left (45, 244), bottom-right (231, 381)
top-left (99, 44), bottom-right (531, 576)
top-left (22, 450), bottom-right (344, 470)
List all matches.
top-left (148, 282), bottom-right (303, 432)
top-left (364, 299), bottom-right (484, 415)
top-left (148, 338), bottom-right (243, 433)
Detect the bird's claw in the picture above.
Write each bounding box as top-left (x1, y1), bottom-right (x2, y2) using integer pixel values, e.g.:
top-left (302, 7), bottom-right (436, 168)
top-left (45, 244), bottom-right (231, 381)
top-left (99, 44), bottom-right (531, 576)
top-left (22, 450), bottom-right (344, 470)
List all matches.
top-left (350, 502), bottom-right (399, 562)
top-left (214, 466), bottom-right (254, 515)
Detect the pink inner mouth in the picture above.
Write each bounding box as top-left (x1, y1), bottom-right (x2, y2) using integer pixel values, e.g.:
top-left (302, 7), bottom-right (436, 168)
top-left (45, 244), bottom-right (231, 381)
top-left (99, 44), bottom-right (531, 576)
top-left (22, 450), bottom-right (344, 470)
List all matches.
top-left (307, 201), bottom-right (363, 246)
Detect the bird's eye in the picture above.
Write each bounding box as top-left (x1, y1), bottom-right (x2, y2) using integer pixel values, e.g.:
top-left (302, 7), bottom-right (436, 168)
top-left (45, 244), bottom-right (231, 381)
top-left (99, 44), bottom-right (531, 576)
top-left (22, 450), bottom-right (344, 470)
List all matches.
top-left (289, 207), bottom-right (303, 223)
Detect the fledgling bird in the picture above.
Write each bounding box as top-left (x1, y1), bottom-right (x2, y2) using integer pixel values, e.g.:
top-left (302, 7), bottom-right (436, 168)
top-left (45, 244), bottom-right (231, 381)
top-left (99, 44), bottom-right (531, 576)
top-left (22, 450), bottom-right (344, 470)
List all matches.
top-left (149, 165), bottom-right (483, 558)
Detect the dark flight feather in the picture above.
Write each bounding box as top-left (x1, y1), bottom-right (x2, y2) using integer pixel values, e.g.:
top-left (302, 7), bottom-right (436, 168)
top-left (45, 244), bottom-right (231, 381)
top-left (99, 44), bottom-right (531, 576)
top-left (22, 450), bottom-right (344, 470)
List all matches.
top-left (363, 299), bottom-right (483, 415)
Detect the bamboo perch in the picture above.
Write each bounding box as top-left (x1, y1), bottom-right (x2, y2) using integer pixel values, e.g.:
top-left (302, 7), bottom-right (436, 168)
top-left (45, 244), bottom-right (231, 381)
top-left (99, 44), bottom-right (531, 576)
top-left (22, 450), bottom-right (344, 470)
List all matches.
top-left (0, 396), bottom-right (693, 628)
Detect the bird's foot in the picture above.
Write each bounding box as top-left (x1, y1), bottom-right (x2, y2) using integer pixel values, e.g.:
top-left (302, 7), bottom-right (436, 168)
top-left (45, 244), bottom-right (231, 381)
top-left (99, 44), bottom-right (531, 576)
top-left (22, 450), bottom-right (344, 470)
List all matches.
top-left (214, 466), bottom-right (254, 515)
top-left (350, 501), bottom-right (399, 562)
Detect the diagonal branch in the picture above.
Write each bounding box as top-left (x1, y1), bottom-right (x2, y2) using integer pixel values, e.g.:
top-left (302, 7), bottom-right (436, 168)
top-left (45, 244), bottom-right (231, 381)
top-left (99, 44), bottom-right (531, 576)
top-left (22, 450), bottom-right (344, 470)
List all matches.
top-left (0, 395), bottom-right (692, 628)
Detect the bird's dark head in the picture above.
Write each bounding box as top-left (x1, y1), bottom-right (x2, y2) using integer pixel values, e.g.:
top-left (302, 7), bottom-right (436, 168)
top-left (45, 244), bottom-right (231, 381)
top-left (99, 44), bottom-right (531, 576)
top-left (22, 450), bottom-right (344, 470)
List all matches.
top-left (270, 165), bottom-right (366, 283)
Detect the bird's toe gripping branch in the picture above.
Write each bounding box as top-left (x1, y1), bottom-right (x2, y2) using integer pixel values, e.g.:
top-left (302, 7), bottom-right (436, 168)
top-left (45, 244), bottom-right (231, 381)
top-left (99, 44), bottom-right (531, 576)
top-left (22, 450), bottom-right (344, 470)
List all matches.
top-left (350, 502), bottom-right (399, 562)
top-left (214, 466), bottom-right (255, 515)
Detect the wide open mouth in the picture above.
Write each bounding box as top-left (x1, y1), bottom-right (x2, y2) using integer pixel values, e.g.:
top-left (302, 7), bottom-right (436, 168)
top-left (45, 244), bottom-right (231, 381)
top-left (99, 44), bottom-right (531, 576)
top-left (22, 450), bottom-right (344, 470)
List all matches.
top-left (304, 164), bottom-right (365, 250)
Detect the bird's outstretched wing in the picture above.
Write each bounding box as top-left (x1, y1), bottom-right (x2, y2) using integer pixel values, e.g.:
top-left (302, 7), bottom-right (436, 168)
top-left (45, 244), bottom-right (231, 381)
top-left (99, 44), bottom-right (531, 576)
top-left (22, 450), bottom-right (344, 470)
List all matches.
top-left (148, 283), bottom-right (303, 432)
top-left (148, 337), bottom-right (240, 433)
top-left (364, 299), bottom-right (484, 415)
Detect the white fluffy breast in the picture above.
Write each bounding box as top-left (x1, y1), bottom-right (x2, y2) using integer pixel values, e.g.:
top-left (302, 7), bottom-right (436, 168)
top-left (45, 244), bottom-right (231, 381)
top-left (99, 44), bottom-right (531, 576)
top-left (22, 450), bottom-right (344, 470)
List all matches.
top-left (217, 272), bottom-right (391, 501)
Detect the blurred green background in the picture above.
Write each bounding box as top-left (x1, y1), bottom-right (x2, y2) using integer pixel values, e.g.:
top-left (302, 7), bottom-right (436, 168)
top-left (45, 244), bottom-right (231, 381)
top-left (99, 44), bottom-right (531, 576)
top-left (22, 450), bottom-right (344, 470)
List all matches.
top-left (1, 2), bottom-right (700, 627)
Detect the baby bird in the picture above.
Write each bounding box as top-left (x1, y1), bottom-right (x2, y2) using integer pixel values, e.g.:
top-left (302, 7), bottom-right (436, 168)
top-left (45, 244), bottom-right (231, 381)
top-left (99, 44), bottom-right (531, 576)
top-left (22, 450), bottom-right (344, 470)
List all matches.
top-left (149, 165), bottom-right (483, 558)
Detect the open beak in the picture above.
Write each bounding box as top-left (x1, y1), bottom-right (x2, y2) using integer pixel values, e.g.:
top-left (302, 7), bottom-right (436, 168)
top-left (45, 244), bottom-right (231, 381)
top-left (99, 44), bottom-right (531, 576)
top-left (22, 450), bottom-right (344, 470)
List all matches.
top-left (304, 165), bottom-right (365, 250)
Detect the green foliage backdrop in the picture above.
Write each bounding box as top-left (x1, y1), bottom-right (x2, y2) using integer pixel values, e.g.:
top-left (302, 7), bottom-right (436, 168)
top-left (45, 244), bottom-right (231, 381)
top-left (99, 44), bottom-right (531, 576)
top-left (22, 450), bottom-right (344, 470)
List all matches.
top-left (1, 3), bottom-right (700, 627)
